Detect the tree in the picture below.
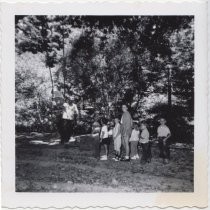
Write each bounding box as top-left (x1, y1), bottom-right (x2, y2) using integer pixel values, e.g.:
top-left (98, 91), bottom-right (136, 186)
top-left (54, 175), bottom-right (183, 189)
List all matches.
top-left (15, 16), bottom-right (62, 101)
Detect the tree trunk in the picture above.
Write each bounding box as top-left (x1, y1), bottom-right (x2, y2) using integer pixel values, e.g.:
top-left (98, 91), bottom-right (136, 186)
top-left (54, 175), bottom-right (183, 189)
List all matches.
top-left (62, 31), bottom-right (66, 99)
top-left (48, 66), bottom-right (54, 101)
top-left (167, 66), bottom-right (172, 110)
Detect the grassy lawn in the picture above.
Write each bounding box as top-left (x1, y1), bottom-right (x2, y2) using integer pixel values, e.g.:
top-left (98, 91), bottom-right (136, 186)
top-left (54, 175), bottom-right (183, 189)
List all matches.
top-left (16, 132), bottom-right (194, 192)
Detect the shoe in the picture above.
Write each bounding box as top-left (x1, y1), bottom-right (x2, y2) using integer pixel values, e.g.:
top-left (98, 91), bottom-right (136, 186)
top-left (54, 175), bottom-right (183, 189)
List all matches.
top-left (69, 137), bottom-right (76, 142)
top-left (135, 154), bottom-right (140, 159)
top-left (131, 156), bottom-right (137, 160)
top-left (114, 158), bottom-right (119, 162)
top-left (120, 157), bottom-right (130, 162)
top-left (100, 155), bottom-right (107, 160)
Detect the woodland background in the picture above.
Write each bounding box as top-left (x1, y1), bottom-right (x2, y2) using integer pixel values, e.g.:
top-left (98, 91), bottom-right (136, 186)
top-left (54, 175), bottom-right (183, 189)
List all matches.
top-left (15, 16), bottom-right (194, 143)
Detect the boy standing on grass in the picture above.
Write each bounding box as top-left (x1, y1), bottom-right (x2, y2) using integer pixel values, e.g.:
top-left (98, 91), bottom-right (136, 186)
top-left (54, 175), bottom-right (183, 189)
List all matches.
top-left (99, 118), bottom-right (110, 160)
top-left (129, 122), bottom-right (140, 160)
top-left (112, 117), bottom-right (121, 161)
top-left (157, 118), bottom-right (171, 164)
top-left (139, 122), bottom-right (151, 164)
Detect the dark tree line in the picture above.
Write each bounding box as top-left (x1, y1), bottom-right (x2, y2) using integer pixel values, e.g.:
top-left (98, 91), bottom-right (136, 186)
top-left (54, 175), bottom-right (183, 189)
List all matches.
top-left (15, 15), bottom-right (194, 143)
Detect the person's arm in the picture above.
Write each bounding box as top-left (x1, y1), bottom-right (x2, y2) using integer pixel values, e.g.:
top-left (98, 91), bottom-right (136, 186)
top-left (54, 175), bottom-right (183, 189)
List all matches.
top-left (140, 131), bottom-right (145, 140)
top-left (100, 130), bottom-right (104, 142)
top-left (157, 127), bottom-right (160, 138)
top-left (164, 133), bottom-right (171, 141)
top-left (163, 128), bottom-right (171, 142)
top-left (124, 112), bottom-right (133, 135)
top-left (101, 131), bottom-right (104, 139)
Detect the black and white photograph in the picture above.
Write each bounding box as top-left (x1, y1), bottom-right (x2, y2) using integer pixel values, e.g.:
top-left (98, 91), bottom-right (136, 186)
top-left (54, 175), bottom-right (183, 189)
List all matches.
top-left (1, 1), bottom-right (208, 208)
top-left (15, 15), bottom-right (195, 193)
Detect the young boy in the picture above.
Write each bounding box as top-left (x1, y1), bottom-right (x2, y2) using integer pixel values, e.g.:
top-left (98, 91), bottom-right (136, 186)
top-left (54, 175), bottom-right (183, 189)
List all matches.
top-left (99, 118), bottom-right (110, 160)
top-left (112, 117), bottom-right (121, 161)
top-left (139, 121), bottom-right (151, 164)
top-left (157, 118), bottom-right (171, 164)
top-left (129, 122), bottom-right (140, 160)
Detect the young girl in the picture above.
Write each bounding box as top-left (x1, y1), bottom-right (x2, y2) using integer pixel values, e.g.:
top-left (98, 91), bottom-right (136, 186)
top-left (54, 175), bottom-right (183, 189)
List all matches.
top-left (129, 122), bottom-right (140, 160)
top-left (99, 118), bottom-right (110, 160)
top-left (112, 117), bottom-right (121, 161)
top-left (139, 122), bottom-right (151, 164)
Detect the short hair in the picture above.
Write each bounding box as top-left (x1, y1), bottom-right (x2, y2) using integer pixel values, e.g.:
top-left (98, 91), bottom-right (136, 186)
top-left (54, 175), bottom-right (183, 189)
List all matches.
top-left (159, 118), bottom-right (166, 122)
top-left (133, 121), bottom-right (139, 126)
top-left (101, 118), bottom-right (108, 125)
top-left (114, 116), bottom-right (120, 120)
top-left (140, 121), bottom-right (147, 126)
top-left (122, 104), bottom-right (128, 108)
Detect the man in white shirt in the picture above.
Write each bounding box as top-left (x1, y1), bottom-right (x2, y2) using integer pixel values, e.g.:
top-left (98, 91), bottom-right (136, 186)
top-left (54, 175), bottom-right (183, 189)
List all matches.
top-left (157, 118), bottom-right (171, 163)
top-left (60, 98), bottom-right (79, 144)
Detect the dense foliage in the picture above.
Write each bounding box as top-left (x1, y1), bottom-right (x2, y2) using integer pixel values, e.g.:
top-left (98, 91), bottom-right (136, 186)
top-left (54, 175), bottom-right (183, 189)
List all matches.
top-left (15, 16), bottom-right (194, 143)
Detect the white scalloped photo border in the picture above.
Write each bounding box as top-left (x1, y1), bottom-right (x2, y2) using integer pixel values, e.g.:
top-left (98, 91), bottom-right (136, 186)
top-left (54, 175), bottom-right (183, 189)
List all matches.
top-left (0, 0), bottom-right (210, 209)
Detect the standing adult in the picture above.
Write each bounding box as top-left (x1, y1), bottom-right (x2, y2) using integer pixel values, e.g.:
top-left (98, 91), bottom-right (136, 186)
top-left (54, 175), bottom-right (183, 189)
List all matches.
top-left (120, 104), bottom-right (133, 161)
top-left (60, 98), bottom-right (79, 144)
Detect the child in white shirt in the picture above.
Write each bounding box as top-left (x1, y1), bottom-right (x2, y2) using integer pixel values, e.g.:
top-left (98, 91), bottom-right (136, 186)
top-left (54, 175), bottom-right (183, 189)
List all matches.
top-left (140, 122), bottom-right (151, 164)
top-left (157, 118), bottom-right (171, 163)
top-left (99, 118), bottom-right (109, 160)
top-left (129, 122), bottom-right (140, 160)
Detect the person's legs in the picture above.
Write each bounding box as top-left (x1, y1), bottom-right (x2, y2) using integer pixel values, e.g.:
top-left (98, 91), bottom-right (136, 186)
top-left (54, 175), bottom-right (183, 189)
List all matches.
top-left (99, 142), bottom-right (102, 157)
top-left (144, 143), bottom-right (150, 162)
top-left (121, 135), bottom-right (126, 157)
top-left (59, 119), bottom-right (65, 144)
top-left (124, 134), bottom-right (130, 158)
top-left (133, 141), bottom-right (138, 157)
top-left (130, 142), bottom-right (134, 158)
top-left (104, 144), bottom-right (108, 157)
top-left (63, 119), bottom-right (70, 143)
top-left (116, 137), bottom-right (121, 159)
top-left (164, 139), bottom-right (171, 160)
top-left (158, 138), bottom-right (165, 158)
top-left (107, 137), bottom-right (111, 156)
top-left (94, 134), bottom-right (100, 158)
top-left (67, 120), bottom-right (74, 140)
top-left (131, 141), bottom-right (138, 159)
top-left (141, 143), bottom-right (146, 163)
top-left (147, 142), bottom-right (152, 162)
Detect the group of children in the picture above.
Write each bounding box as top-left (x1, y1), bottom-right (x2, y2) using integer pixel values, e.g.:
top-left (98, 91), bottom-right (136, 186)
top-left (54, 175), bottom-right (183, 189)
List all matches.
top-left (93, 117), bottom-right (171, 164)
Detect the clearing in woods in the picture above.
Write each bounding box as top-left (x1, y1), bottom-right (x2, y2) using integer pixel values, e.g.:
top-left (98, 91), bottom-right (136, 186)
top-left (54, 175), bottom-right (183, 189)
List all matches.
top-left (16, 132), bottom-right (194, 192)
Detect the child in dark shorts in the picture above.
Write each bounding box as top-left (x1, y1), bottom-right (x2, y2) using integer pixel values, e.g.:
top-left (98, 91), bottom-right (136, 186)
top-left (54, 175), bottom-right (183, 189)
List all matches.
top-left (157, 118), bottom-right (171, 164)
top-left (139, 121), bottom-right (151, 164)
top-left (99, 118), bottom-right (110, 160)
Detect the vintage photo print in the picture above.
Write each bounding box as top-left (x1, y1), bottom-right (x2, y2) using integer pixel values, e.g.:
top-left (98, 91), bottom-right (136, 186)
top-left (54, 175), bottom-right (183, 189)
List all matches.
top-left (1, 0), bottom-right (208, 209)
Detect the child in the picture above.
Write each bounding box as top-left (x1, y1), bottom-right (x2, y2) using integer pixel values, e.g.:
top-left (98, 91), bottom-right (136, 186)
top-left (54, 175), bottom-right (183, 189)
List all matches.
top-left (99, 118), bottom-right (110, 160)
top-left (112, 117), bottom-right (121, 161)
top-left (108, 122), bottom-right (113, 142)
top-left (129, 122), bottom-right (140, 160)
top-left (157, 118), bottom-right (171, 164)
top-left (92, 120), bottom-right (101, 158)
top-left (92, 121), bottom-right (101, 135)
top-left (139, 121), bottom-right (151, 164)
